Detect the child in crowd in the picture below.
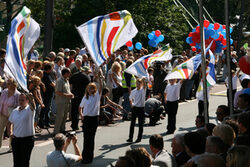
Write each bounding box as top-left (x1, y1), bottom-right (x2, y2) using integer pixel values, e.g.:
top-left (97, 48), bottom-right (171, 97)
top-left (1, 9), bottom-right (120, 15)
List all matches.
top-left (127, 78), bottom-right (146, 143)
top-left (31, 76), bottom-right (44, 133)
top-left (100, 87), bottom-right (123, 124)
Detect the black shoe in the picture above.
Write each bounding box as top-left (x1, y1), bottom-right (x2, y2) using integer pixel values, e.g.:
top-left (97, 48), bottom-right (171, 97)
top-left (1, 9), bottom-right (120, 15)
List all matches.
top-left (135, 139), bottom-right (141, 143)
top-left (166, 131), bottom-right (174, 135)
top-left (126, 139), bottom-right (133, 142)
top-left (81, 159), bottom-right (92, 164)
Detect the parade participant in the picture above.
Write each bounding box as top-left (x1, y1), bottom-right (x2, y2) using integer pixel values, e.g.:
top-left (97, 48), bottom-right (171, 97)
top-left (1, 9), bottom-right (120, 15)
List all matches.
top-left (144, 96), bottom-right (164, 126)
top-left (79, 68), bottom-right (103, 164)
top-left (127, 78), bottom-right (146, 143)
top-left (9, 93), bottom-right (35, 167)
top-left (164, 79), bottom-right (183, 134)
top-left (111, 62), bottom-right (123, 104)
top-left (47, 133), bottom-right (82, 167)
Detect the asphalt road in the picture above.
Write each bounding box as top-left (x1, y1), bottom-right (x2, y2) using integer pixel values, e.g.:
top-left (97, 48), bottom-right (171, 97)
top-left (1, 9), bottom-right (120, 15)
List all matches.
top-left (0, 84), bottom-right (228, 167)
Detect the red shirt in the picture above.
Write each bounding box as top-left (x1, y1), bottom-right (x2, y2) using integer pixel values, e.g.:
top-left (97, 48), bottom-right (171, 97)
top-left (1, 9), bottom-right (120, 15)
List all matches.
top-left (66, 57), bottom-right (74, 67)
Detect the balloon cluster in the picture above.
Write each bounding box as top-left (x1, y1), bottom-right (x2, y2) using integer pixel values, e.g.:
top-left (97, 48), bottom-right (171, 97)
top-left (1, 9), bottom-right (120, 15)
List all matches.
top-left (186, 20), bottom-right (233, 53)
top-left (126, 40), bottom-right (143, 51)
top-left (126, 41), bottom-right (133, 50)
top-left (148, 30), bottom-right (165, 47)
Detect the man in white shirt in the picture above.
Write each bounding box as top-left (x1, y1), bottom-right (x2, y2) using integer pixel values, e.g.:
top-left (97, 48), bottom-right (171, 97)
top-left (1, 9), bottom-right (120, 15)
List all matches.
top-left (47, 133), bottom-right (82, 167)
top-left (149, 134), bottom-right (177, 167)
top-left (164, 79), bottom-right (183, 134)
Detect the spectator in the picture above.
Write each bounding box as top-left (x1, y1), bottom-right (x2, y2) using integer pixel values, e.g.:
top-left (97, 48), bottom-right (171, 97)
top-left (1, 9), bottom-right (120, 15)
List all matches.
top-left (122, 59), bottom-right (136, 120)
top-left (9, 93), bottom-right (35, 167)
top-left (225, 120), bottom-right (239, 136)
top-left (111, 62), bottom-right (123, 104)
top-left (204, 123), bottom-right (216, 136)
top-left (197, 153), bottom-right (226, 167)
top-left (81, 54), bottom-right (89, 66)
top-left (48, 51), bottom-right (56, 62)
top-left (153, 62), bottom-right (168, 97)
top-left (66, 50), bottom-right (76, 67)
top-left (215, 105), bottom-right (230, 122)
top-left (237, 94), bottom-right (250, 112)
top-left (226, 145), bottom-right (250, 167)
top-left (69, 69), bottom-right (90, 131)
top-left (212, 124), bottom-right (236, 148)
top-left (54, 68), bottom-right (74, 134)
top-left (171, 134), bottom-right (190, 166)
top-left (39, 63), bottom-right (56, 128)
top-left (28, 46), bottom-right (39, 60)
top-left (79, 69), bottom-right (103, 164)
top-left (144, 96), bottom-right (164, 126)
top-left (115, 156), bottom-right (135, 167)
top-left (149, 134), bottom-right (177, 167)
top-left (195, 115), bottom-right (205, 129)
top-left (47, 133), bottom-right (82, 167)
top-left (205, 136), bottom-right (227, 155)
top-left (127, 78), bottom-right (146, 143)
top-left (234, 79), bottom-right (250, 109)
top-left (184, 132), bottom-right (206, 165)
top-left (238, 112), bottom-right (250, 135)
top-left (69, 56), bottom-right (82, 75)
top-left (234, 134), bottom-right (250, 147)
top-left (125, 147), bottom-right (152, 167)
top-left (54, 56), bottom-right (65, 78)
top-left (64, 48), bottom-right (70, 63)
top-left (0, 78), bottom-right (20, 149)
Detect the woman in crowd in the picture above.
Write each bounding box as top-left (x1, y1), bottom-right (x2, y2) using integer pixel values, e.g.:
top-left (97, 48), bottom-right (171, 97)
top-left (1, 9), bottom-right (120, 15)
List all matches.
top-left (0, 78), bottom-right (20, 149)
top-left (111, 62), bottom-right (123, 104)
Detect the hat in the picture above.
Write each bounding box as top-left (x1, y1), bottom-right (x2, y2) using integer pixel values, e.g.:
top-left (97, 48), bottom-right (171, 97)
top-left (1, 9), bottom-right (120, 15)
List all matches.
top-left (0, 76), bottom-right (4, 83)
top-left (75, 55), bottom-right (82, 61)
top-left (64, 48), bottom-right (70, 52)
top-left (81, 66), bottom-right (91, 73)
top-left (240, 74), bottom-right (250, 81)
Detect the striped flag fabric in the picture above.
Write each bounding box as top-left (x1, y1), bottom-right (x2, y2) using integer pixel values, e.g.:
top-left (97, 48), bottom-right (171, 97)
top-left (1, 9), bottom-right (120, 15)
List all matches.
top-left (4, 6), bottom-right (40, 92)
top-left (164, 41), bottom-right (213, 80)
top-left (125, 45), bottom-right (172, 78)
top-left (76, 10), bottom-right (138, 66)
top-left (196, 50), bottom-right (216, 99)
top-left (164, 53), bottom-right (202, 80)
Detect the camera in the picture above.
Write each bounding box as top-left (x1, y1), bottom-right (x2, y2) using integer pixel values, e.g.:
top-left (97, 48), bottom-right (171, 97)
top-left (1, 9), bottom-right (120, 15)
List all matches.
top-left (66, 131), bottom-right (76, 138)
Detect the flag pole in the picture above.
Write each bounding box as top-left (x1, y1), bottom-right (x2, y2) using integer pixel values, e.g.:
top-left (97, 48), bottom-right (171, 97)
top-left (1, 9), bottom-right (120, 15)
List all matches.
top-left (199, 0), bottom-right (209, 123)
top-left (225, 0), bottom-right (234, 115)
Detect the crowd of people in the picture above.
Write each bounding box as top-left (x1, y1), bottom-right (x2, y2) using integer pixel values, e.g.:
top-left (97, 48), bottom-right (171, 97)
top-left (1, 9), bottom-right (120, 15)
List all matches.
top-left (0, 43), bottom-right (249, 167)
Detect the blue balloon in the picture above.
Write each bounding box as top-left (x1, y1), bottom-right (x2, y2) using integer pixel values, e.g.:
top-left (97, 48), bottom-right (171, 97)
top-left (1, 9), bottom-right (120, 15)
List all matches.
top-left (213, 32), bottom-right (220, 40)
top-left (195, 43), bottom-right (201, 50)
top-left (208, 29), bottom-right (215, 37)
top-left (230, 39), bottom-right (233, 45)
top-left (157, 35), bottom-right (165, 42)
top-left (192, 28), bottom-right (196, 32)
top-left (148, 33), bottom-right (154, 40)
top-left (128, 45), bottom-right (133, 51)
top-left (205, 32), bottom-right (210, 40)
top-left (221, 30), bottom-right (226, 38)
top-left (135, 42), bottom-right (142, 50)
top-left (230, 27), bottom-right (233, 34)
top-left (208, 24), bottom-right (214, 30)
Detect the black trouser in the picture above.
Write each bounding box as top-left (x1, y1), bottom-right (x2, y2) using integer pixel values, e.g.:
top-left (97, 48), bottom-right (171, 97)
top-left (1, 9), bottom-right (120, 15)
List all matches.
top-left (112, 87), bottom-right (122, 104)
top-left (82, 116), bottom-right (98, 162)
top-left (40, 93), bottom-right (53, 126)
top-left (12, 136), bottom-right (34, 167)
top-left (129, 107), bottom-right (144, 140)
top-left (166, 101), bottom-right (178, 132)
top-left (71, 96), bottom-right (82, 130)
top-left (149, 106), bottom-right (164, 125)
top-left (198, 100), bottom-right (209, 116)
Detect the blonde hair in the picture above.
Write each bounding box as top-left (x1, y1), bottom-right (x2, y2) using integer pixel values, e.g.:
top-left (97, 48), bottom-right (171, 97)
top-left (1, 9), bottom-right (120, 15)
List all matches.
top-left (57, 52), bottom-right (64, 58)
top-left (111, 62), bottom-right (121, 73)
top-left (7, 78), bottom-right (18, 88)
top-left (32, 76), bottom-right (41, 86)
top-left (34, 60), bottom-right (43, 70)
top-left (85, 82), bottom-right (97, 99)
top-left (213, 124), bottom-right (236, 146)
top-left (227, 145), bottom-right (250, 167)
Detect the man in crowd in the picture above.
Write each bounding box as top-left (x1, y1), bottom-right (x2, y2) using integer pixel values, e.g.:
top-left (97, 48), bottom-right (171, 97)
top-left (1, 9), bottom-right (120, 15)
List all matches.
top-left (149, 134), bottom-right (177, 167)
top-left (215, 105), bottom-right (230, 123)
top-left (47, 133), bottom-right (82, 167)
top-left (54, 68), bottom-right (74, 134)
